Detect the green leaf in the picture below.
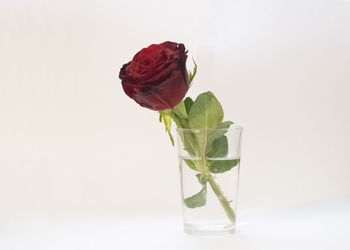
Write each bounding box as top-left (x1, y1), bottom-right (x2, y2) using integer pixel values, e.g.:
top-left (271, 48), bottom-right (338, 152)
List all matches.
top-left (184, 97), bottom-right (194, 115)
top-left (206, 136), bottom-right (228, 158)
top-left (173, 100), bottom-right (187, 119)
top-left (208, 158), bottom-right (240, 173)
top-left (184, 171), bottom-right (208, 209)
top-left (218, 121), bottom-right (234, 129)
top-left (206, 121), bottom-right (234, 152)
top-left (171, 113), bottom-right (183, 128)
top-left (196, 173), bottom-right (207, 185)
top-left (188, 59), bottom-right (197, 85)
top-left (177, 129), bottom-right (196, 156)
top-left (184, 186), bottom-right (207, 208)
top-left (184, 159), bottom-right (197, 171)
top-left (188, 92), bottom-right (224, 129)
top-left (205, 122), bottom-right (237, 173)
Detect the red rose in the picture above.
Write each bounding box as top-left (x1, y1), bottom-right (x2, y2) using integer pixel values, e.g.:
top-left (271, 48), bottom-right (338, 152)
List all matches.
top-left (119, 41), bottom-right (189, 111)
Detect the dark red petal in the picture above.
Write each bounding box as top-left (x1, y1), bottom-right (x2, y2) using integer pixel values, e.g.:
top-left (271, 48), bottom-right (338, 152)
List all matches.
top-left (159, 41), bottom-right (178, 50)
top-left (131, 69), bottom-right (188, 111)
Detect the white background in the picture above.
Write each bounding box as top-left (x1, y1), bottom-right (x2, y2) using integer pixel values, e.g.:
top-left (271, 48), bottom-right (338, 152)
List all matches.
top-left (0, 0), bottom-right (350, 249)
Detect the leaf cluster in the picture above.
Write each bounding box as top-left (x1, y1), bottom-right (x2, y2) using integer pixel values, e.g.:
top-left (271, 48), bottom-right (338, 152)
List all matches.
top-left (172, 92), bottom-right (238, 208)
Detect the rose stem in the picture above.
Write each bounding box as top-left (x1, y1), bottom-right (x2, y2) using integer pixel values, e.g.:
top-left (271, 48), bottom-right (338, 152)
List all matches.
top-left (172, 111), bottom-right (235, 224)
top-left (196, 153), bottom-right (236, 223)
top-left (199, 157), bottom-right (236, 224)
top-left (206, 175), bottom-right (236, 224)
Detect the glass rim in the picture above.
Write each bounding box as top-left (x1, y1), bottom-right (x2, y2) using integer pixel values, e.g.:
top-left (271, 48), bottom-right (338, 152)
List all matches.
top-left (176, 125), bottom-right (243, 132)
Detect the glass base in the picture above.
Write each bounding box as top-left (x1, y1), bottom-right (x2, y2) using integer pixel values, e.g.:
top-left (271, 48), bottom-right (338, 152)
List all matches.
top-left (184, 223), bottom-right (235, 235)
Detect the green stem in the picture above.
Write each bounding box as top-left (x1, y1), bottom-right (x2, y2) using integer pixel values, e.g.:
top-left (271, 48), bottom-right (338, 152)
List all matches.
top-left (206, 175), bottom-right (236, 224)
top-left (199, 157), bottom-right (235, 224)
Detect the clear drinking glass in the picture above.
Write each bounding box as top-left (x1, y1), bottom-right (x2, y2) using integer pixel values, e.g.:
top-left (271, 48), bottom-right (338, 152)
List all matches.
top-left (176, 126), bottom-right (243, 235)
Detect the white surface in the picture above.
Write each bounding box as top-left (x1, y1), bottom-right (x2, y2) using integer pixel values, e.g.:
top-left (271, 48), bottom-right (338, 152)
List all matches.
top-left (1, 197), bottom-right (349, 250)
top-left (0, 0), bottom-right (350, 244)
top-left (0, 0), bottom-right (349, 218)
top-left (0, 2), bottom-right (349, 249)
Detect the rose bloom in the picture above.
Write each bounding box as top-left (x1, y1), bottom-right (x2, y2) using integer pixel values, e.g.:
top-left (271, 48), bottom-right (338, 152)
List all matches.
top-left (119, 41), bottom-right (189, 111)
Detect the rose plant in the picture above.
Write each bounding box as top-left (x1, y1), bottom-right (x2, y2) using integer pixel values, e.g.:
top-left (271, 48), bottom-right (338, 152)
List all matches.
top-left (119, 41), bottom-right (239, 224)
